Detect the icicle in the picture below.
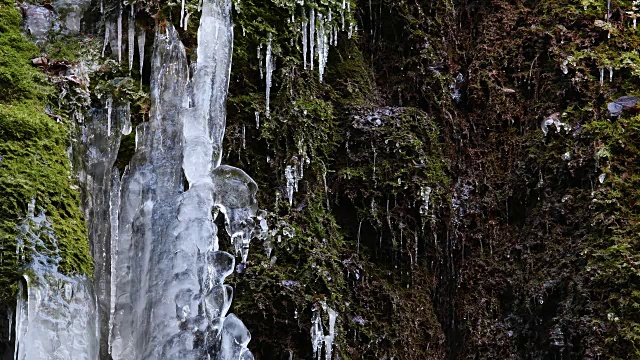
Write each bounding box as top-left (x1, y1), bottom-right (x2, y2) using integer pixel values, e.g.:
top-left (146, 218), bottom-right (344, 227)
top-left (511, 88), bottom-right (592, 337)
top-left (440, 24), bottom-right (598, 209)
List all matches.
top-left (322, 305), bottom-right (337, 360)
top-left (180, 0), bottom-right (186, 28)
top-left (310, 302), bottom-right (338, 360)
top-left (108, 168), bottom-right (121, 352)
top-left (311, 307), bottom-right (324, 360)
top-left (121, 102), bottom-right (132, 135)
top-left (321, 162), bottom-right (329, 209)
top-left (357, 220), bottom-right (362, 253)
top-left (599, 68), bottom-right (604, 86)
top-left (7, 310), bottom-right (12, 341)
top-left (608, 66), bottom-right (613, 82)
top-left (255, 111), bottom-right (260, 128)
top-left (285, 165), bottom-right (295, 206)
top-left (265, 35), bottom-right (274, 118)
top-left (372, 145), bottom-right (377, 183)
top-left (302, 20), bottom-right (308, 69)
top-left (420, 187), bottom-right (432, 216)
top-left (117, 6), bottom-right (122, 63)
top-left (257, 44), bottom-right (263, 79)
top-left (323, 27), bottom-right (329, 79)
top-left (310, 8), bottom-right (315, 71)
top-left (347, 2), bottom-right (352, 38)
top-left (102, 22), bottom-right (111, 57)
top-left (100, 0), bottom-right (103, 13)
top-left (341, 0), bottom-right (345, 30)
top-left (317, 12), bottom-right (325, 81)
top-left (106, 96), bottom-right (113, 136)
top-left (183, 12), bottom-right (190, 31)
top-left (128, 4), bottom-right (135, 73)
top-left (242, 125), bottom-right (246, 149)
top-left (137, 29), bottom-right (145, 83)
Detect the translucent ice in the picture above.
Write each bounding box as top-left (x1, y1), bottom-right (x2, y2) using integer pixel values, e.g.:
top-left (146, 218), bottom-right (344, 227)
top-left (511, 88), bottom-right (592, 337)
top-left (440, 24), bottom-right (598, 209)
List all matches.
top-left (128, 4), bottom-right (135, 72)
top-left (13, 202), bottom-right (98, 360)
top-left (265, 35), bottom-right (274, 118)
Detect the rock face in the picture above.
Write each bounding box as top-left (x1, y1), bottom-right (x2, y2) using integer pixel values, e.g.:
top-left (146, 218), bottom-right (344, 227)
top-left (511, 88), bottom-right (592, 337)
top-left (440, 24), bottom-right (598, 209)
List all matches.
top-left (1, 0), bottom-right (639, 359)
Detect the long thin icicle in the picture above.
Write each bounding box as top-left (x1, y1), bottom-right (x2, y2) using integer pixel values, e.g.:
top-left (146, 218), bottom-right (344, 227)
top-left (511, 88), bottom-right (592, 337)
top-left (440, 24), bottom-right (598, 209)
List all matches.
top-left (106, 96), bottom-right (113, 136)
top-left (265, 34), bottom-right (274, 118)
top-left (302, 20), bottom-right (308, 69)
top-left (317, 12), bottom-right (325, 81)
top-left (128, 4), bottom-right (135, 72)
top-left (102, 22), bottom-right (111, 57)
top-left (117, 6), bottom-right (122, 63)
top-left (309, 8), bottom-right (315, 71)
top-left (137, 28), bottom-right (145, 83)
top-left (180, 0), bottom-right (186, 27)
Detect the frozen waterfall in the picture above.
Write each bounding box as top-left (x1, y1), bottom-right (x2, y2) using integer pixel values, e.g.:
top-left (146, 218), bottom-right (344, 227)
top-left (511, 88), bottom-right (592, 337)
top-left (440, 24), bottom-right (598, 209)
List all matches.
top-left (13, 0), bottom-right (262, 358)
top-left (109, 0), bottom-right (260, 358)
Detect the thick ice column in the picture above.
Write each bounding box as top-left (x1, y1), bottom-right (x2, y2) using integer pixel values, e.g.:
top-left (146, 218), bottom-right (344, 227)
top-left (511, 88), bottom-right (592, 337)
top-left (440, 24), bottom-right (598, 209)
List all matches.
top-left (109, 0), bottom-right (259, 358)
top-left (183, 0), bottom-right (234, 179)
top-left (79, 104), bottom-right (124, 358)
top-left (110, 24), bottom-right (189, 360)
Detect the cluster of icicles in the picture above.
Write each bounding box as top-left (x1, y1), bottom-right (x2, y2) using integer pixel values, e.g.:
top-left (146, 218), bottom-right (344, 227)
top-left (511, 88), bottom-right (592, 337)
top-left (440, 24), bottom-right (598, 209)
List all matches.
top-left (13, 0), bottom-right (262, 359)
top-left (310, 302), bottom-right (337, 360)
top-left (101, 2), bottom-right (145, 80)
top-left (257, 1), bottom-right (355, 120)
top-left (11, 0), bottom-right (348, 358)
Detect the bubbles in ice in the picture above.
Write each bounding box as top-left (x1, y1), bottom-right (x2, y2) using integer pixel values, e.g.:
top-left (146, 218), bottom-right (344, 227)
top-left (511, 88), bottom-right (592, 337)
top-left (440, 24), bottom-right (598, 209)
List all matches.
top-left (204, 284), bottom-right (233, 320)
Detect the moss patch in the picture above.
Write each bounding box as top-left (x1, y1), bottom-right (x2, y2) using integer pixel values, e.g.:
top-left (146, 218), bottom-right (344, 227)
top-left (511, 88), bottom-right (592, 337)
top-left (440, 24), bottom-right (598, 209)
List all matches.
top-left (0, 0), bottom-right (92, 304)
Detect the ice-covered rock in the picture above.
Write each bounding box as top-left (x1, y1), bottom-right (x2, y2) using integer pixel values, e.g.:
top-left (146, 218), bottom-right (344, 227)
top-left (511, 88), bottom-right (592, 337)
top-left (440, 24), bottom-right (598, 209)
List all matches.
top-left (51, 0), bottom-right (92, 34)
top-left (13, 201), bottom-right (98, 360)
top-left (23, 6), bottom-right (53, 42)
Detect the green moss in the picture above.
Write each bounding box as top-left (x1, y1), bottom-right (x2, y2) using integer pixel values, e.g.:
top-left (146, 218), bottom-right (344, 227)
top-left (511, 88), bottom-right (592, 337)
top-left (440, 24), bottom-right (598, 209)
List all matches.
top-left (0, 0), bottom-right (92, 304)
top-left (582, 115), bottom-right (640, 357)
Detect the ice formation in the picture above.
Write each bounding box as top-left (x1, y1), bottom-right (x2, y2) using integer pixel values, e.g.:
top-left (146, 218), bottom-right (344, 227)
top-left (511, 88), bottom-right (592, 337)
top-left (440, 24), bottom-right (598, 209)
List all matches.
top-left (117, 6), bottom-right (122, 63)
top-left (541, 112), bottom-right (571, 136)
top-left (137, 28), bottom-right (146, 83)
top-left (23, 6), bottom-right (53, 42)
top-left (310, 302), bottom-right (338, 360)
top-left (265, 35), bottom-right (274, 118)
top-left (13, 200), bottom-right (98, 360)
top-left (107, 0), bottom-right (262, 358)
top-left (128, 4), bottom-right (135, 72)
top-left (310, 8), bottom-right (315, 71)
top-left (302, 19), bottom-right (308, 69)
top-left (11, 0), bottom-right (361, 358)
